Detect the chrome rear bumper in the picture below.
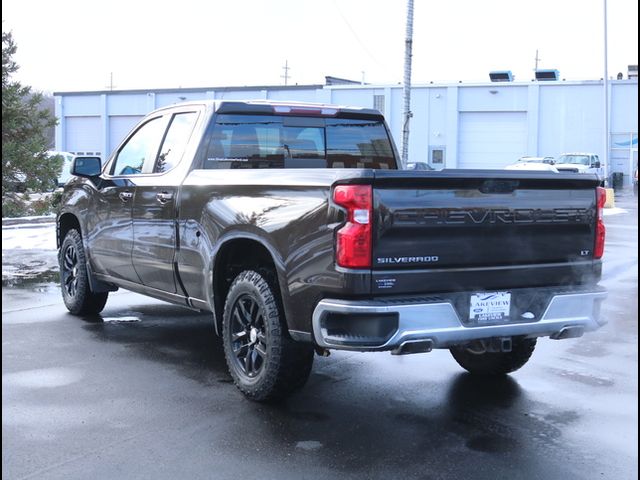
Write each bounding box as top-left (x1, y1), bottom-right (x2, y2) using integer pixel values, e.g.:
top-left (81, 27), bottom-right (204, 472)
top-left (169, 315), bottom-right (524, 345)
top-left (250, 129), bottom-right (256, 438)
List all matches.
top-left (311, 288), bottom-right (607, 352)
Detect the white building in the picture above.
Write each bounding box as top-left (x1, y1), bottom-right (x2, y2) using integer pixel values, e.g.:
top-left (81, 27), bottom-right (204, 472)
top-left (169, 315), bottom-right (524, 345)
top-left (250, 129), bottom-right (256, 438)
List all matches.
top-left (54, 76), bottom-right (638, 185)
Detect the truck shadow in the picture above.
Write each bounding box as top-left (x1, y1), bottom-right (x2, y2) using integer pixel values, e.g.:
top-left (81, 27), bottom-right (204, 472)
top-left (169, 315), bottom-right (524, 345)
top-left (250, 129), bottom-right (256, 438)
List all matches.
top-left (80, 303), bottom-right (230, 384)
top-left (78, 303), bottom-right (580, 478)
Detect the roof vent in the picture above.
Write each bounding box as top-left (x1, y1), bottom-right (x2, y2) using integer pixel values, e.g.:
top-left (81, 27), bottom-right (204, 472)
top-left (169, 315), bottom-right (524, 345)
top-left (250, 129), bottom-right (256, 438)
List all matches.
top-left (489, 71), bottom-right (513, 82)
top-left (535, 69), bottom-right (560, 81)
top-left (628, 65), bottom-right (638, 79)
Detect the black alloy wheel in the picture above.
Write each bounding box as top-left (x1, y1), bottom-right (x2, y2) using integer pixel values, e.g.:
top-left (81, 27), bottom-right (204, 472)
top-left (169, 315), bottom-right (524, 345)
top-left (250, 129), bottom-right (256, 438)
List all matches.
top-left (61, 243), bottom-right (79, 298)
top-left (229, 294), bottom-right (268, 378)
top-left (222, 270), bottom-right (314, 401)
top-left (59, 229), bottom-right (108, 315)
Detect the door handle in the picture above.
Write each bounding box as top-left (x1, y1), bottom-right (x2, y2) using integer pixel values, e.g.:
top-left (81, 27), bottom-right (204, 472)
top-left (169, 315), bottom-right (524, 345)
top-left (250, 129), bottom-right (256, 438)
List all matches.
top-left (119, 191), bottom-right (133, 202)
top-left (156, 192), bottom-right (173, 204)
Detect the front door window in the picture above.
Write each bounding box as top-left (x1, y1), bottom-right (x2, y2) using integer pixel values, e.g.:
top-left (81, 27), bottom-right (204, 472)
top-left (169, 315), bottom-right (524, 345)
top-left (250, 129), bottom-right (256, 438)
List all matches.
top-left (112, 117), bottom-right (164, 176)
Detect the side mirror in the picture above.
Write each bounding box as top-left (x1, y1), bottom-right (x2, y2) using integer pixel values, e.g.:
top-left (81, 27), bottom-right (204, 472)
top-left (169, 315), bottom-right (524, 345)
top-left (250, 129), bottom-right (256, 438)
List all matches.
top-left (71, 156), bottom-right (102, 177)
top-left (593, 160), bottom-right (601, 168)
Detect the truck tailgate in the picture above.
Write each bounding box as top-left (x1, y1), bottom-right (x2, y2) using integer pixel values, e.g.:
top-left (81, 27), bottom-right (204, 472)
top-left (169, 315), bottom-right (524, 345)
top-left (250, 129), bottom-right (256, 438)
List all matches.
top-left (371, 170), bottom-right (601, 294)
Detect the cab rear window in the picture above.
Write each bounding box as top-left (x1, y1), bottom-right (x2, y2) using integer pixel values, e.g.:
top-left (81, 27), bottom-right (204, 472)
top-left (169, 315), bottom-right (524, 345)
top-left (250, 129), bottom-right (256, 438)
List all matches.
top-left (203, 114), bottom-right (396, 169)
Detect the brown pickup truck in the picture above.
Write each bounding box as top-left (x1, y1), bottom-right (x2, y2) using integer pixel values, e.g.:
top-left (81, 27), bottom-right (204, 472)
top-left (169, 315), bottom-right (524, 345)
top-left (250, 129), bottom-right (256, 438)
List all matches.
top-left (57, 100), bottom-right (607, 401)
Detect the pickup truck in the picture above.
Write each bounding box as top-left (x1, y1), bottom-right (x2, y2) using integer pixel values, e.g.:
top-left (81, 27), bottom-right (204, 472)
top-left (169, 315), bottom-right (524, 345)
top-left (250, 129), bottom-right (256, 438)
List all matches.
top-left (555, 152), bottom-right (606, 185)
top-left (57, 100), bottom-right (608, 401)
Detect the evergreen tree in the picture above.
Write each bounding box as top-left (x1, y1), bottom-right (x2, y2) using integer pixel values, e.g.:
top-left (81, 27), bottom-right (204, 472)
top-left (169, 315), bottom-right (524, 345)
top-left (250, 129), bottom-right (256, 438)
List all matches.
top-left (2, 31), bottom-right (61, 215)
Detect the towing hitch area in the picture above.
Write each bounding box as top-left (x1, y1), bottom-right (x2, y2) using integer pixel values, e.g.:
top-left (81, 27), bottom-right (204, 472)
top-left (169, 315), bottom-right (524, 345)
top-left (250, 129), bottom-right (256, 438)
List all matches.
top-left (463, 337), bottom-right (514, 354)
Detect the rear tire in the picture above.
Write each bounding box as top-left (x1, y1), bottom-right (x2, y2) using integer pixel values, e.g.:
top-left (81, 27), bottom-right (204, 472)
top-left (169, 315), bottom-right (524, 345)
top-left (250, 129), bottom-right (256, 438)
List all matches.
top-left (222, 270), bottom-right (314, 401)
top-left (449, 338), bottom-right (536, 375)
top-left (59, 229), bottom-right (108, 315)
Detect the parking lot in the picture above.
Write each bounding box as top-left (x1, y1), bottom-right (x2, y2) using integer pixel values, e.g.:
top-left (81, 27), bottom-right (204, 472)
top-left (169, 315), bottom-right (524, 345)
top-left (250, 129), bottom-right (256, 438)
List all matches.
top-left (2, 193), bottom-right (637, 480)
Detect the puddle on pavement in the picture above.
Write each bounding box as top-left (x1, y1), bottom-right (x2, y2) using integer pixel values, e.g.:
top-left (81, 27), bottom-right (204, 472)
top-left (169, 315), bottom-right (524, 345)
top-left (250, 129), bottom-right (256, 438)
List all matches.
top-left (2, 269), bottom-right (60, 289)
top-left (102, 316), bottom-right (142, 323)
top-left (548, 368), bottom-right (614, 387)
top-left (2, 367), bottom-right (83, 389)
top-left (2, 270), bottom-right (62, 311)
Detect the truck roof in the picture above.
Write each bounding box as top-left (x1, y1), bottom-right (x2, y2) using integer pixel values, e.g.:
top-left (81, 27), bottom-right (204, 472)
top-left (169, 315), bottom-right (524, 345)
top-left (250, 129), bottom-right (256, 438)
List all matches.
top-left (151, 99), bottom-right (382, 117)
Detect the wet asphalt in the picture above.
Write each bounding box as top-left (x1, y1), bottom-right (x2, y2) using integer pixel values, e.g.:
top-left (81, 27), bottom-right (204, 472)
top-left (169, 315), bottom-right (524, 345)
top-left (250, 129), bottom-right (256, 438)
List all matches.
top-left (2, 193), bottom-right (638, 480)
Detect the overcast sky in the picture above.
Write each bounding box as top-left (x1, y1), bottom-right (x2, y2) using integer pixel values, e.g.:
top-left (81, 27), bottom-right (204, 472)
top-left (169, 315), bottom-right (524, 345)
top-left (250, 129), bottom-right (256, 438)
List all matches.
top-left (2, 0), bottom-right (638, 93)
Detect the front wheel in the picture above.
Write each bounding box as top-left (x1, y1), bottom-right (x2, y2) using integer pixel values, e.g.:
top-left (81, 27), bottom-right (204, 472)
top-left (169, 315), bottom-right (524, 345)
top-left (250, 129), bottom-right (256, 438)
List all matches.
top-left (222, 270), bottom-right (314, 401)
top-left (59, 229), bottom-right (108, 315)
top-left (449, 338), bottom-right (537, 375)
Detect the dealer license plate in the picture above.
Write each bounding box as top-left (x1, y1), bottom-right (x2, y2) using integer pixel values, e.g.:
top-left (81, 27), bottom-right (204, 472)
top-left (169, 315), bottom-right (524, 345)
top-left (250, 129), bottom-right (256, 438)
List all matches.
top-left (469, 291), bottom-right (511, 322)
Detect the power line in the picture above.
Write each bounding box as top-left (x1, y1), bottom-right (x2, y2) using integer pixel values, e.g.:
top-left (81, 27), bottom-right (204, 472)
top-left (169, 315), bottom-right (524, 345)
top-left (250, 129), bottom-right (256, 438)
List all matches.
top-left (105, 72), bottom-right (116, 91)
top-left (331, 0), bottom-right (387, 71)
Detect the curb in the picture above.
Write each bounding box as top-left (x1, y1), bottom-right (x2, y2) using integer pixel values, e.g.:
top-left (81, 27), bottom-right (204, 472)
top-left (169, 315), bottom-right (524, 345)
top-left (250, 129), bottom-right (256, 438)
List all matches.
top-left (2, 216), bottom-right (56, 226)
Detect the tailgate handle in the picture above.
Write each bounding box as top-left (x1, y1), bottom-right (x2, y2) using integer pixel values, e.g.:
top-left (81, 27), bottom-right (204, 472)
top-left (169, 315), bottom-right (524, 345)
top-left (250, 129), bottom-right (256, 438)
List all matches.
top-left (479, 180), bottom-right (519, 194)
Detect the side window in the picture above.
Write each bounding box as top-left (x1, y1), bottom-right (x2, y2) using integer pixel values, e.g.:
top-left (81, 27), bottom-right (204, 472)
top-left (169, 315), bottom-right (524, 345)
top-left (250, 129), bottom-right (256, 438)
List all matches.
top-left (154, 112), bottom-right (199, 173)
top-left (111, 117), bottom-right (164, 176)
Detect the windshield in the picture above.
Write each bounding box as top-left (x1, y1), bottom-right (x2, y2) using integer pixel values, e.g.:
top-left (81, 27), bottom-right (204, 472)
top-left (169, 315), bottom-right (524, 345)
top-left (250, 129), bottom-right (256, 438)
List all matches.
top-left (204, 114), bottom-right (396, 169)
top-left (558, 155), bottom-right (590, 165)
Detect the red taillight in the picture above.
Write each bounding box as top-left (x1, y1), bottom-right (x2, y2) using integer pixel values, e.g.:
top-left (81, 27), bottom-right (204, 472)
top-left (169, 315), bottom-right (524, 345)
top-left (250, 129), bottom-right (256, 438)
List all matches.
top-left (333, 185), bottom-right (372, 269)
top-left (594, 186), bottom-right (606, 259)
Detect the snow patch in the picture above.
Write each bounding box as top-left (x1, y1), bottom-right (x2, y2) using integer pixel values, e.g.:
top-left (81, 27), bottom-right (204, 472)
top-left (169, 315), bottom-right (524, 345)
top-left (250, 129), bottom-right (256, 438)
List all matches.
top-left (2, 224), bottom-right (58, 282)
top-left (603, 207), bottom-right (628, 216)
top-left (2, 224), bottom-right (57, 250)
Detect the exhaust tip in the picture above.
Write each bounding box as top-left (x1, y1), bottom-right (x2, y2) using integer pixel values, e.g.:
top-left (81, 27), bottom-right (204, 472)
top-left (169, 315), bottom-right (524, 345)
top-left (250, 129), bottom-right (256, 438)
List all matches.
top-left (550, 326), bottom-right (585, 340)
top-left (391, 339), bottom-right (433, 355)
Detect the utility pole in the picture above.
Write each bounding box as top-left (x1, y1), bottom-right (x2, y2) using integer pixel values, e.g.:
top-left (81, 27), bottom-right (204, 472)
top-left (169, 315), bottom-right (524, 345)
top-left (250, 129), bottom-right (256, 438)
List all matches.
top-left (281, 60), bottom-right (291, 86)
top-left (603, 0), bottom-right (610, 185)
top-left (534, 50), bottom-right (541, 71)
top-left (401, 0), bottom-right (414, 170)
top-left (106, 72), bottom-right (115, 91)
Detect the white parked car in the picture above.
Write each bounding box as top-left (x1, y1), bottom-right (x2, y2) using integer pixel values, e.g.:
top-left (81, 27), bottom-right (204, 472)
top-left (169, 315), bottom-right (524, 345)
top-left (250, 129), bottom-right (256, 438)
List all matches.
top-left (505, 156), bottom-right (559, 173)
